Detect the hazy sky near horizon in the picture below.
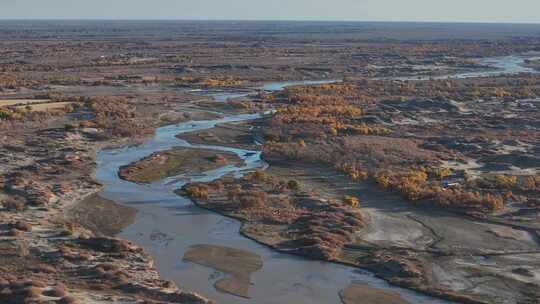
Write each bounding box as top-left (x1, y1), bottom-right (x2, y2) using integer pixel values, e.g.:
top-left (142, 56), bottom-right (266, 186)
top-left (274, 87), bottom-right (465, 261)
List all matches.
top-left (0, 0), bottom-right (539, 23)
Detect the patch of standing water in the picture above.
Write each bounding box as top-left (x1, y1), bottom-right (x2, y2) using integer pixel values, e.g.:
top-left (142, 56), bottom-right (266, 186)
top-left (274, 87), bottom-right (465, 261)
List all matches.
top-left (95, 55), bottom-right (526, 303)
top-left (193, 79), bottom-right (341, 103)
top-left (260, 79), bottom-right (341, 91)
top-left (460, 55), bottom-right (536, 78)
top-left (392, 55), bottom-right (537, 81)
top-left (189, 89), bottom-right (253, 102)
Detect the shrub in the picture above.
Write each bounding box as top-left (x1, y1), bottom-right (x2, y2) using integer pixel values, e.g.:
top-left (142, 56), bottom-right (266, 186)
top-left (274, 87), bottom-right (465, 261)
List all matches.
top-left (43, 285), bottom-right (67, 297)
top-left (13, 221), bottom-right (32, 232)
top-left (432, 167), bottom-right (453, 180)
top-left (239, 191), bottom-right (268, 209)
top-left (287, 180), bottom-right (300, 190)
top-left (252, 170), bottom-right (267, 182)
top-left (398, 182), bottom-right (424, 201)
top-left (494, 175), bottom-right (518, 189)
top-left (210, 180), bottom-right (224, 191)
top-left (227, 184), bottom-right (243, 202)
top-left (15, 240), bottom-right (29, 257)
top-left (34, 264), bottom-right (56, 274)
top-left (374, 173), bottom-right (391, 188)
top-left (342, 196), bottom-right (360, 207)
top-left (210, 154), bottom-right (228, 164)
top-left (184, 184), bottom-right (209, 200)
top-left (337, 163), bottom-right (369, 181)
top-left (521, 175), bottom-right (539, 191)
top-left (64, 122), bottom-right (79, 131)
top-left (0, 109), bottom-right (13, 120)
top-left (434, 188), bottom-right (505, 212)
top-left (7, 228), bottom-right (22, 237)
top-left (3, 198), bottom-right (25, 211)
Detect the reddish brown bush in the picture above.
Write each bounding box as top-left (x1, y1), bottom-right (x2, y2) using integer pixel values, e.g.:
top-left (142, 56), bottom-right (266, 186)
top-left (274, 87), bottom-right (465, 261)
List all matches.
top-left (12, 221), bottom-right (32, 232)
top-left (183, 184), bottom-right (210, 200)
top-left (239, 191), bottom-right (268, 209)
top-left (3, 198), bottom-right (25, 211)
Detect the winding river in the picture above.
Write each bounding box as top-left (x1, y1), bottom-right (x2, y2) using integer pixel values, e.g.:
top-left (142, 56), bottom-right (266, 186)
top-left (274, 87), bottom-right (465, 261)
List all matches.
top-left (95, 55), bottom-right (534, 304)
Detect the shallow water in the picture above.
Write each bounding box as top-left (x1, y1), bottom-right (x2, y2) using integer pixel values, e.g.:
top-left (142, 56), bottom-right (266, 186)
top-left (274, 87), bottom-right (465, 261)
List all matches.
top-left (95, 56), bottom-right (528, 303)
top-left (260, 79), bottom-right (341, 91)
top-left (391, 55), bottom-right (536, 81)
top-left (95, 111), bottom-right (451, 304)
top-left (192, 79), bottom-right (341, 103)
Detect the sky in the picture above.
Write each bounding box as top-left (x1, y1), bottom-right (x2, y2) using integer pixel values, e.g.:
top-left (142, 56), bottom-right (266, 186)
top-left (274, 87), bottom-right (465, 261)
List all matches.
top-left (0, 0), bottom-right (539, 23)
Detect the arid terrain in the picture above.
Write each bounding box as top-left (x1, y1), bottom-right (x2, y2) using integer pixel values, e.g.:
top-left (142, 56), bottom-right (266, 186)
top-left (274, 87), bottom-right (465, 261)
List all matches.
top-left (1, 20), bottom-right (540, 304)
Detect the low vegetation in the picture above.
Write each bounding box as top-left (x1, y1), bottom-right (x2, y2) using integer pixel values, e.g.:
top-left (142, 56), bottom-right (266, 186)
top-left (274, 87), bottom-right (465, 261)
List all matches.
top-left (182, 170), bottom-right (365, 259)
top-left (261, 79), bottom-right (540, 215)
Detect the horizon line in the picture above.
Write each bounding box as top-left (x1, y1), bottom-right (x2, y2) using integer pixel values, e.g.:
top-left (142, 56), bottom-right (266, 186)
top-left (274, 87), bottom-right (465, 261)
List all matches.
top-left (0, 18), bottom-right (539, 25)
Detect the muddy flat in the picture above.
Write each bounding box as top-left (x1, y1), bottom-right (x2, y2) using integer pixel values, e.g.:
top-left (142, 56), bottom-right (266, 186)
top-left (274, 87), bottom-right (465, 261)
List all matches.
top-left (67, 194), bottom-right (137, 236)
top-left (183, 244), bottom-right (263, 298)
top-left (340, 283), bottom-right (411, 304)
top-left (176, 121), bottom-right (259, 150)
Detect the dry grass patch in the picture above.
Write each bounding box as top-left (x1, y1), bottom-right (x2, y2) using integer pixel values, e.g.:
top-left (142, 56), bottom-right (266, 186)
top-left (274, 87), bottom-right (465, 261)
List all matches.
top-left (16, 102), bottom-right (74, 112)
top-left (0, 99), bottom-right (51, 107)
